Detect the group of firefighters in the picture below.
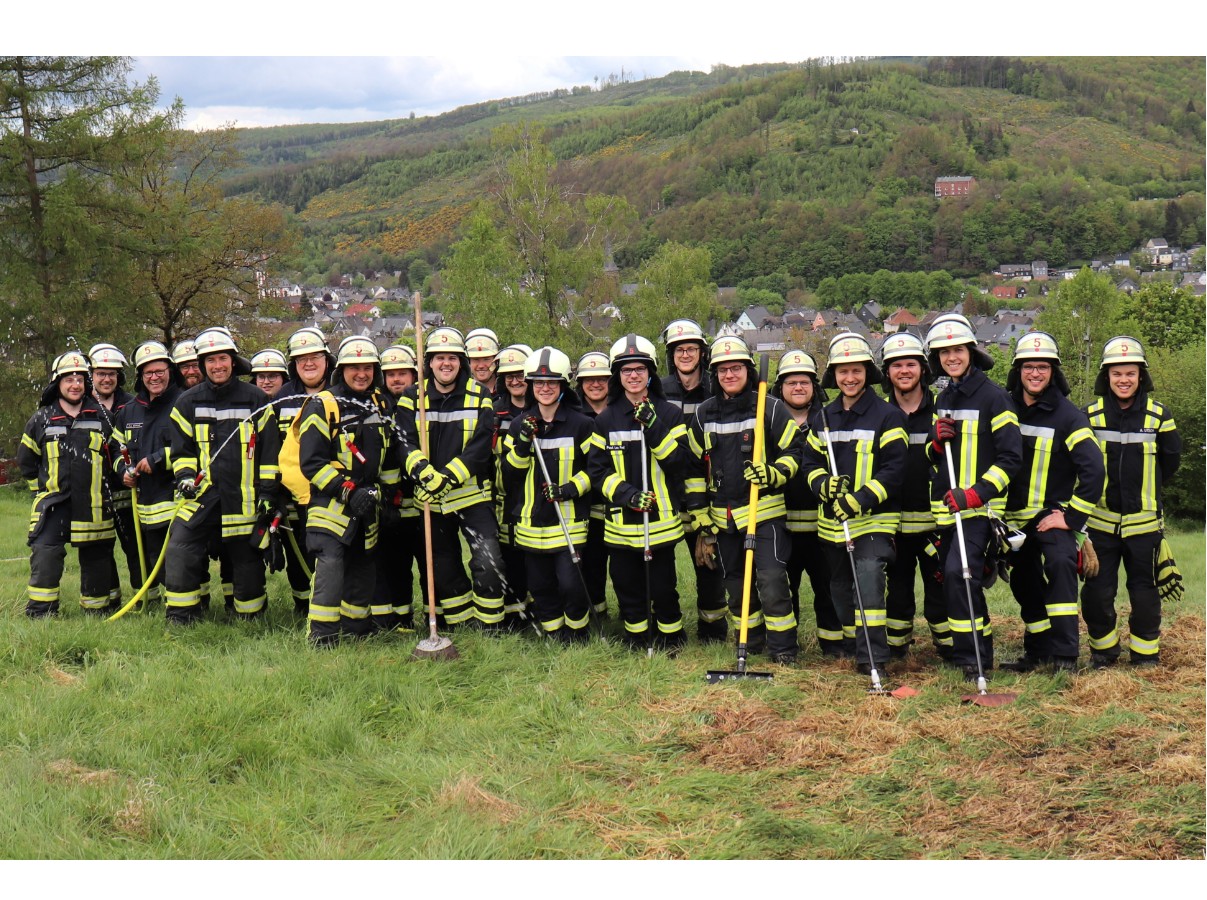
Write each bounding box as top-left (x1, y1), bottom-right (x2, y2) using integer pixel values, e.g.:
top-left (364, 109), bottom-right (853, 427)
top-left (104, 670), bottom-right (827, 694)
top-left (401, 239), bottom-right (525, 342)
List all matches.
top-left (17, 312), bottom-right (1184, 678)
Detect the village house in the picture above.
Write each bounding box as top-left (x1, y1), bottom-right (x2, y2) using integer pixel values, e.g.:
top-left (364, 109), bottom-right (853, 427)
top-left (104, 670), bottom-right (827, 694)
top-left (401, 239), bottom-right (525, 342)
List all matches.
top-left (935, 175), bottom-right (976, 199)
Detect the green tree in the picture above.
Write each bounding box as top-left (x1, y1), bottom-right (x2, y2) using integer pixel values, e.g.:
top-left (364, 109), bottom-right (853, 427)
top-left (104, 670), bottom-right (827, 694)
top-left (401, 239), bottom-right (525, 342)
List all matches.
top-left (0, 56), bottom-right (166, 448)
top-left (108, 108), bottom-right (295, 346)
top-left (1035, 268), bottom-right (1124, 405)
top-left (1147, 344), bottom-right (1204, 521)
top-left (438, 206), bottom-right (538, 342)
top-left (487, 121), bottom-right (636, 354)
top-left (1121, 281), bottom-right (1205, 350)
top-left (616, 241), bottom-right (721, 343)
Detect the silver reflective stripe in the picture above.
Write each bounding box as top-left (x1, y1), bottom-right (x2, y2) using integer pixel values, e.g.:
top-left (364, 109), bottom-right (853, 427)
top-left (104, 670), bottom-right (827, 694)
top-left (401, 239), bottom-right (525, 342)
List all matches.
top-left (939, 409), bottom-right (981, 421)
top-left (607, 430), bottom-right (642, 443)
top-left (1093, 429), bottom-right (1156, 444)
top-left (682, 402), bottom-right (699, 416)
top-left (194, 407), bottom-right (253, 421)
top-left (535, 436), bottom-right (575, 450)
top-left (426, 409), bottom-right (478, 423)
top-left (1020, 424), bottom-right (1055, 440)
top-left (45, 426), bottom-right (68, 437)
top-left (278, 405), bottom-right (303, 419)
top-left (827, 429), bottom-right (876, 442)
top-left (75, 420), bottom-right (103, 430)
top-left (908, 433), bottom-right (929, 444)
top-left (704, 417), bottom-right (757, 435)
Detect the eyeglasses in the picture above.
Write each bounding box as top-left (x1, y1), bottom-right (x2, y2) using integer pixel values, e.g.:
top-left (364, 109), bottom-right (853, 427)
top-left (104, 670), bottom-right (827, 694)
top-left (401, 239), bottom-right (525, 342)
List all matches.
top-left (716, 364), bottom-right (745, 376)
top-left (673, 346), bottom-right (699, 355)
top-left (142, 368), bottom-right (169, 379)
top-left (620, 365), bottom-right (648, 376)
top-left (504, 374), bottom-right (526, 383)
top-left (1021, 363), bottom-right (1052, 373)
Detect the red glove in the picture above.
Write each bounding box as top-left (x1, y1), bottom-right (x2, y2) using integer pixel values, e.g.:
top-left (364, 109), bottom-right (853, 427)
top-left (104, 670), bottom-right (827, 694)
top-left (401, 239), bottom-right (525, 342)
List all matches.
top-left (931, 416), bottom-right (958, 455)
top-left (943, 488), bottom-right (983, 513)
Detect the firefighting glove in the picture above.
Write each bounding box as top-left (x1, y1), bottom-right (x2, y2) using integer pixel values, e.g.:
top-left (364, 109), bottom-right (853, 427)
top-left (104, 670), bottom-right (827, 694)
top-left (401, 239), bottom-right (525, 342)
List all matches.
top-left (632, 398), bottom-right (657, 429)
top-left (1155, 537), bottom-right (1184, 603)
top-left (340, 481), bottom-right (378, 519)
top-left (407, 452), bottom-right (449, 497)
top-left (831, 492), bottom-right (862, 522)
top-left (628, 490), bottom-right (656, 512)
top-left (1076, 531), bottom-right (1100, 580)
top-left (818, 474), bottom-right (850, 502)
top-left (931, 416), bottom-right (958, 456)
top-left (176, 477), bottom-right (198, 499)
top-left (693, 528), bottom-right (718, 570)
top-left (262, 529), bottom-right (286, 573)
top-left (518, 415), bottom-right (540, 442)
top-left (743, 460), bottom-right (788, 489)
top-left (688, 507), bottom-right (712, 534)
top-left (542, 482), bottom-right (580, 502)
top-left (943, 487), bottom-right (984, 513)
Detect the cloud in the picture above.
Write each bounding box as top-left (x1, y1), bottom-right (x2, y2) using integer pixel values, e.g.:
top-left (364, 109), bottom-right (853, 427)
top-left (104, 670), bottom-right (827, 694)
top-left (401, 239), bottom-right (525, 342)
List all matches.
top-left (132, 56), bottom-right (732, 129)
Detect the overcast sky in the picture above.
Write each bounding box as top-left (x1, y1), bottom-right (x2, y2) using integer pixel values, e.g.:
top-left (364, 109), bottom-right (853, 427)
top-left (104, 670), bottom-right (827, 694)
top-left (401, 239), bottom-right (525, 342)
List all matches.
top-left (15, 2), bottom-right (1187, 131)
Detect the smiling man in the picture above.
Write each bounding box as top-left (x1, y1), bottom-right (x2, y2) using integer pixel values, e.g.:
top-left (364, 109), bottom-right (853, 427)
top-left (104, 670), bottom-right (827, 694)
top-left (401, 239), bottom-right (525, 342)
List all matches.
top-left (924, 314), bottom-right (1021, 681)
top-left (1080, 336), bottom-right (1182, 669)
top-left (299, 337), bottom-right (398, 648)
top-left (1000, 332), bottom-right (1104, 673)
top-left (801, 333), bottom-right (907, 676)
top-left (89, 343), bottom-right (137, 608)
top-left (396, 326), bottom-right (505, 631)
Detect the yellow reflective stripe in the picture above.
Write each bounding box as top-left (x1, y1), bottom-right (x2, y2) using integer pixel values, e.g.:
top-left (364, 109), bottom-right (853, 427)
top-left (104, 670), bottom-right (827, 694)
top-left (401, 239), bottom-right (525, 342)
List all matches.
top-left (1025, 618), bottom-right (1051, 633)
top-left (165, 589), bottom-right (201, 608)
top-left (1046, 603), bottom-right (1078, 617)
top-left (28, 585), bottom-right (60, 602)
top-left (864, 479), bottom-right (888, 504)
top-left (765, 612), bottom-right (797, 632)
top-left (446, 458), bottom-right (471, 485)
top-left (886, 617), bottom-right (912, 630)
top-left (541, 616), bottom-right (565, 632)
top-left (1128, 634), bottom-right (1159, 655)
top-left (1088, 629), bottom-right (1118, 651)
top-left (854, 609), bottom-right (887, 628)
top-left (235, 594), bottom-right (266, 614)
top-left (817, 627), bottom-right (844, 641)
top-left (340, 601), bottom-right (370, 619)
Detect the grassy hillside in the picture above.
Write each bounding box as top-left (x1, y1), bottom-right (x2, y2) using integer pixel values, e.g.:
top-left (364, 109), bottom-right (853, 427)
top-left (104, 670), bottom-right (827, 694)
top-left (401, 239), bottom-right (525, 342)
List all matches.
top-left (1, 484), bottom-right (1202, 859)
top-left (221, 57), bottom-right (1205, 286)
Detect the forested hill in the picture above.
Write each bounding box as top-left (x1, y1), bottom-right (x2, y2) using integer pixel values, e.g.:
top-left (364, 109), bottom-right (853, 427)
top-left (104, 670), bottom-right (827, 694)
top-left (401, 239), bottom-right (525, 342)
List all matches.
top-left (223, 56), bottom-right (1206, 286)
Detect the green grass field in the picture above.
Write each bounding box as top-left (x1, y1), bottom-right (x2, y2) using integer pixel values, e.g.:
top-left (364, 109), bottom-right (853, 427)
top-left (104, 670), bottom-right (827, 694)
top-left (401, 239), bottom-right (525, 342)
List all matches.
top-left (0, 485), bottom-right (1202, 859)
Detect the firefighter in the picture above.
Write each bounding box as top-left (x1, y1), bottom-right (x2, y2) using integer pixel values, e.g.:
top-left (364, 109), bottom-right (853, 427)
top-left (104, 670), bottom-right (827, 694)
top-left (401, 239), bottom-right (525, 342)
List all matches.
top-left (772, 349), bottom-right (840, 657)
top-left (112, 341), bottom-right (184, 608)
top-left (575, 349), bottom-right (612, 622)
top-left (300, 336), bottom-right (398, 648)
top-left (801, 333), bottom-right (907, 674)
top-left (999, 332), bottom-right (1105, 672)
top-left (878, 331), bottom-right (950, 660)
top-left (18, 351), bottom-right (117, 616)
top-left (466, 328), bottom-right (501, 398)
top-left (372, 344), bottom-right (425, 631)
top-left (1081, 336), bottom-right (1183, 668)
top-left (171, 340), bottom-right (203, 389)
top-left (163, 328), bottom-right (281, 624)
top-left (274, 327), bottom-right (336, 614)
top-left (396, 326), bottom-right (505, 630)
top-left (492, 344), bottom-right (535, 630)
top-left (924, 314), bottom-right (1022, 680)
top-left (89, 343), bottom-right (136, 608)
top-left (250, 348), bottom-right (288, 398)
top-left (686, 334), bottom-right (802, 665)
top-left (662, 318), bottom-right (728, 643)
top-left (587, 335), bottom-right (690, 650)
top-left (501, 346), bottom-right (595, 642)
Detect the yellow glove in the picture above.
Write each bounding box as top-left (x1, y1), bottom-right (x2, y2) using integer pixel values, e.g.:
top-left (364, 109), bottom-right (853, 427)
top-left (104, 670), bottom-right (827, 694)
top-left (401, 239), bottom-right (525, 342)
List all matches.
top-left (1155, 537), bottom-right (1184, 602)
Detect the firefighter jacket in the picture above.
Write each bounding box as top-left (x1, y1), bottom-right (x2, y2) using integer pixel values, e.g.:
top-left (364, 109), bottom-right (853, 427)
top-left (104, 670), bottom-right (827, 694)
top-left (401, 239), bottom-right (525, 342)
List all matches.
top-left (376, 390), bottom-right (418, 522)
top-left (1005, 386), bottom-right (1105, 532)
top-left (492, 396), bottom-right (526, 538)
top-left (299, 383), bottom-right (398, 548)
top-left (501, 399), bottom-right (595, 551)
top-left (1084, 390), bottom-right (1181, 538)
top-left (112, 383), bottom-right (183, 528)
top-left (927, 366), bottom-right (1022, 527)
top-left (576, 397), bottom-right (608, 524)
top-left (889, 388), bottom-right (939, 534)
top-left (663, 368), bottom-right (712, 515)
top-left (19, 397), bottom-right (118, 544)
top-left (169, 379), bottom-right (281, 539)
top-left (586, 395), bottom-right (690, 548)
top-left (783, 404), bottom-right (823, 534)
top-left (802, 390), bottom-right (908, 543)
top-left (101, 388), bottom-right (135, 516)
top-left (686, 384), bottom-right (803, 530)
top-left (395, 370), bottom-right (494, 514)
